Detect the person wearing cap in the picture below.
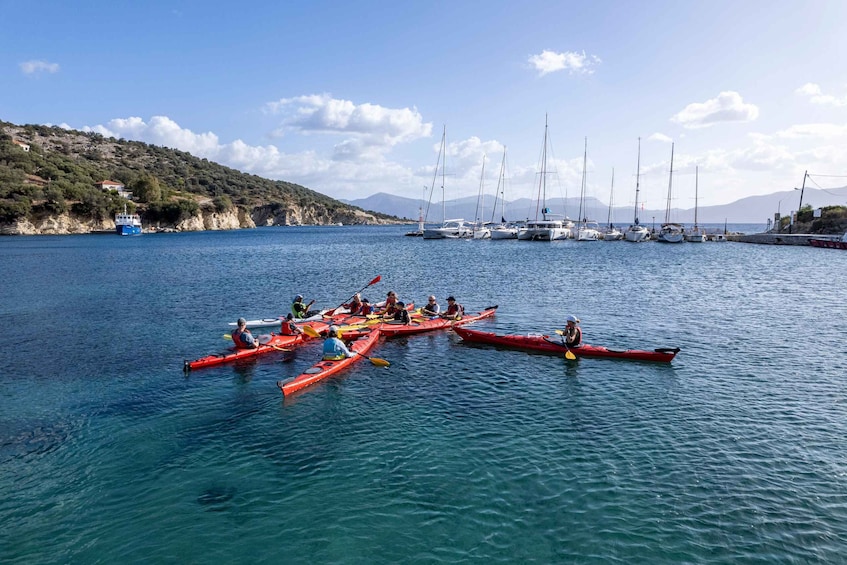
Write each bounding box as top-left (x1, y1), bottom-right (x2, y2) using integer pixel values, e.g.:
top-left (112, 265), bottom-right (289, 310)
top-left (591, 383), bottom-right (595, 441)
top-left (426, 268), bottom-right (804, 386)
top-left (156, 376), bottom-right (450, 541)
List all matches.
top-left (440, 296), bottom-right (464, 320)
top-left (563, 315), bottom-right (582, 347)
top-left (292, 294), bottom-right (317, 319)
top-left (388, 301), bottom-right (412, 324)
top-left (231, 318), bottom-right (259, 349)
top-left (322, 326), bottom-right (354, 360)
top-left (280, 313), bottom-right (302, 336)
top-left (422, 295), bottom-right (440, 316)
top-left (359, 298), bottom-right (374, 316)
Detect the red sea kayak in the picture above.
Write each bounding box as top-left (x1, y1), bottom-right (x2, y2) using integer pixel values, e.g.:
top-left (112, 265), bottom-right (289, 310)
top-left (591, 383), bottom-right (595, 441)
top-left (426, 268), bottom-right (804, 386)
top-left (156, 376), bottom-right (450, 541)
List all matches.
top-left (184, 334), bottom-right (305, 371)
top-left (379, 305), bottom-right (498, 337)
top-left (453, 326), bottom-right (680, 363)
top-left (277, 328), bottom-right (382, 396)
top-left (184, 321), bottom-right (329, 372)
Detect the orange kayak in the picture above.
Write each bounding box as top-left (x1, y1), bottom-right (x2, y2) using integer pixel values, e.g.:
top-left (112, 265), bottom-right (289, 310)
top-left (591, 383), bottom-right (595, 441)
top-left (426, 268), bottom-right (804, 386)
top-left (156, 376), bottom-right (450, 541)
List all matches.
top-left (277, 328), bottom-right (381, 396)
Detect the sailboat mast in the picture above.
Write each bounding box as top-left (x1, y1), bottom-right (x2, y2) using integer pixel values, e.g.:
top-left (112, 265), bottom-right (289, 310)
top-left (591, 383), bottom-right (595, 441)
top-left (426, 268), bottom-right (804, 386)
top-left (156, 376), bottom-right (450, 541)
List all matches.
top-left (578, 136), bottom-right (587, 228)
top-left (633, 137), bottom-right (641, 225)
top-left (490, 146), bottom-right (507, 224)
top-left (665, 142), bottom-right (675, 224)
top-left (694, 165), bottom-right (699, 229)
top-left (441, 126), bottom-right (446, 226)
top-left (607, 168), bottom-right (615, 228)
top-left (538, 116), bottom-right (549, 220)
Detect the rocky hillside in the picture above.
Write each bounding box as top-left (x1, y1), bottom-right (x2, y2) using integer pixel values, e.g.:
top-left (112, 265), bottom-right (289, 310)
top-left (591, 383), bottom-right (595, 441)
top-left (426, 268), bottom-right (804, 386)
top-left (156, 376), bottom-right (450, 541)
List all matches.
top-left (0, 121), bottom-right (401, 235)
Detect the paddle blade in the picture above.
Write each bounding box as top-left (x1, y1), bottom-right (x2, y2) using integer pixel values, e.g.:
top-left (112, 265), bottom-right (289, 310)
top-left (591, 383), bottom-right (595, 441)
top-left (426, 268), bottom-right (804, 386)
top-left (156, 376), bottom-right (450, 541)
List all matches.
top-left (565, 350), bottom-right (577, 361)
top-left (303, 325), bottom-right (321, 338)
top-left (223, 334), bottom-right (233, 340)
top-left (367, 275), bottom-right (381, 287)
top-left (369, 357), bottom-right (390, 367)
top-left (554, 329), bottom-right (565, 336)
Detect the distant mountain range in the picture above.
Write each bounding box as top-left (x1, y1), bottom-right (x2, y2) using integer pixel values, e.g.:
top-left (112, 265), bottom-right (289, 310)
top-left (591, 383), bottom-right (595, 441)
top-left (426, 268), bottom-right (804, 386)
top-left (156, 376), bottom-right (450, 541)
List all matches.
top-left (343, 187), bottom-right (847, 225)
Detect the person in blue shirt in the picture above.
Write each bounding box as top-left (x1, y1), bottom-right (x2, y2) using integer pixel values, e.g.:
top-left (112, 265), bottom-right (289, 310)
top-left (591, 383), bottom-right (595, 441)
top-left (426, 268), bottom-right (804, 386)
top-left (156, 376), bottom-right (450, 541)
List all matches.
top-left (231, 318), bottom-right (259, 349)
top-left (322, 326), bottom-right (354, 360)
top-left (422, 295), bottom-right (440, 316)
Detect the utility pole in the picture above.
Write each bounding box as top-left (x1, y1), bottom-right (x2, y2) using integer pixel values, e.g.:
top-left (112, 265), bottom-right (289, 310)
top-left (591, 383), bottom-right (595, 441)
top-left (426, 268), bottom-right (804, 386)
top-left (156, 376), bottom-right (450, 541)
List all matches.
top-left (797, 170), bottom-right (808, 216)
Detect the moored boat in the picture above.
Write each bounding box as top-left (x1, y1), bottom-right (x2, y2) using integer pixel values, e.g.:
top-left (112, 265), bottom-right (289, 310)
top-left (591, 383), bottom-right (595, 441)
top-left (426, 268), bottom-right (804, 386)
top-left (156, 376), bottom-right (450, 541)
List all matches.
top-left (227, 311), bottom-right (328, 329)
top-left (809, 232), bottom-right (847, 249)
top-left (453, 326), bottom-right (680, 362)
top-left (624, 138), bottom-right (650, 243)
top-left (277, 328), bottom-right (382, 396)
top-left (378, 306), bottom-right (498, 337)
top-left (115, 204), bottom-right (142, 236)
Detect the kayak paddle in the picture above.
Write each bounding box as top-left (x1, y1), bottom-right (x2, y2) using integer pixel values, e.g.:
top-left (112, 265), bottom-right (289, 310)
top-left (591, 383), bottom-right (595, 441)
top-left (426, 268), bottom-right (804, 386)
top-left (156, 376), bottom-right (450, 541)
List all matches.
top-left (302, 325), bottom-right (322, 339)
top-left (353, 351), bottom-right (390, 367)
top-left (554, 330), bottom-right (577, 360)
top-left (324, 275), bottom-right (382, 317)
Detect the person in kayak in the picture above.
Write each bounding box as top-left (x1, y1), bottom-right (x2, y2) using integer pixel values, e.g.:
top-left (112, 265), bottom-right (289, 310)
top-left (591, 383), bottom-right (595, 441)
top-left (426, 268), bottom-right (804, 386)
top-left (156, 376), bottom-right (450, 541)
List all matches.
top-left (322, 326), bottom-right (354, 360)
top-left (387, 302), bottom-right (412, 324)
top-left (379, 291), bottom-right (399, 316)
top-left (360, 298), bottom-right (374, 315)
top-left (440, 296), bottom-right (465, 320)
top-left (280, 313), bottom-right (302, 336)
top-left (345, 293), bottom-right (363, 315)
top-left (563, 315), bottom-right (582, 347)
top-left (292, 294), bottom-right (317, 319)
top-left (422, 295), bottom-right (440, 316)
top-left (231, 318), bottom-right (259, 349)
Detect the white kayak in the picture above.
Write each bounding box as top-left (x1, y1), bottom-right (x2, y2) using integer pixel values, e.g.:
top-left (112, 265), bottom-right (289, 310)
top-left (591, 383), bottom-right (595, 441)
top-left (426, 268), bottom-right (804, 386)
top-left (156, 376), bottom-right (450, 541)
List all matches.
top-left (227, 310), bottom-right (328, 328)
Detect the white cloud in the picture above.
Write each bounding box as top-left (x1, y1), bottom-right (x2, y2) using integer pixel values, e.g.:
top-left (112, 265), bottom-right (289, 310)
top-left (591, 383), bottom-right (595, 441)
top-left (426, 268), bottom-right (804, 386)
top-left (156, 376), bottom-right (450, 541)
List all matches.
top-left (528, 50), bottom-right (601, 76)
top-left (19, 60), bottom-right (60, 75)
top-left (775, 122), bottom-right (847, 139)
top-left (671, 91), bottom-right (759, 129)
top-left (648, 133), bottom-right (673, 143)
top-left (795, 83), bottom-right (847, 107)
top-left (263, 93), bottom-right (432, 160)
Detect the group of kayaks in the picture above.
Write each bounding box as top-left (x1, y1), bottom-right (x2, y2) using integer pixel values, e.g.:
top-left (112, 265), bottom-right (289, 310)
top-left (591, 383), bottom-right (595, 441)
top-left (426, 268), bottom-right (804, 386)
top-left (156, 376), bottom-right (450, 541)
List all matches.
top-left (183, 280), bottom-right (681, 397)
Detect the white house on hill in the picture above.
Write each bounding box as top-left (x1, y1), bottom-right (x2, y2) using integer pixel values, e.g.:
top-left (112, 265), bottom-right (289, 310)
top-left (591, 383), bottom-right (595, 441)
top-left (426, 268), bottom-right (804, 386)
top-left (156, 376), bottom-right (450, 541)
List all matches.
top-left (96, 180), bottom-right (132, 199)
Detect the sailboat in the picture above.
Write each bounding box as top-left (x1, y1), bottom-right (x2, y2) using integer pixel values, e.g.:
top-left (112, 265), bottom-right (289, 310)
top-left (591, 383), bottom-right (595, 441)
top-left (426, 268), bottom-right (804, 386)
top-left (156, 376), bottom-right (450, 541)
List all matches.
top-left (472, 155), bottom-right (491, 239)
top-left (576, 137), bottom-right (600, 241)
top-left (656, 142), bottom-right (684, 243)
top-left (603, 168), bottom-right (623, 240)
top-left (422, 126), bottom-right (471, 239)
top-left (685, 165), bottom-right (706, 242)
top-left (518, 116), bottom-right (571, 241)
top-left (489, 147), bottom-right (518, 240)
top-left (624, 138), bottom-right (651, 242)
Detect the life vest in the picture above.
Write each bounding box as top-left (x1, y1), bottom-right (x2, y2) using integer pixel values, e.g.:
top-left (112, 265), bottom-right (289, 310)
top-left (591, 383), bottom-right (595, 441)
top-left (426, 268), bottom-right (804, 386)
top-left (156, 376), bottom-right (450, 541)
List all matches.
top-left (360, 304), bottom-right (374, 315)
top-left (292, 301), bottom-right (307, 318)
top-left (566, 326), bottom-right (582, 347)
top-left (346, 299), bottom-right (362, 315)
top-left (280, 320), bottom-right (298, 336)
top-left (231, 328), bottom-right (254, 349)
top-left (445, 303), bottom-right (464, 318)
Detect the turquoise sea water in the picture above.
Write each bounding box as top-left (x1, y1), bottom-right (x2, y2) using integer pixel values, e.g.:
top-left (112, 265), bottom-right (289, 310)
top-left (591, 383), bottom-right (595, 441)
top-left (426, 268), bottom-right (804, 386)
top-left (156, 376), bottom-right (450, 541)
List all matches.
top-left (1, 225), bottom-right (845, 564)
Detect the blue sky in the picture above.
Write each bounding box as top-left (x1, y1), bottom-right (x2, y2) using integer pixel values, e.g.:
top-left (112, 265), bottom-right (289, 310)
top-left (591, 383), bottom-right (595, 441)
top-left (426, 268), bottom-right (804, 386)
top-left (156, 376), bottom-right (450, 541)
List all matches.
top-left (3, 0), bottom-right (847, 213)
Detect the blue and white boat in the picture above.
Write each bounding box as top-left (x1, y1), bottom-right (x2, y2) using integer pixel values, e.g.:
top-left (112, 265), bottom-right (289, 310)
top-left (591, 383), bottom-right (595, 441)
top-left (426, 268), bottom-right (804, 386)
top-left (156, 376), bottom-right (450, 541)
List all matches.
top-left (115, 205), bottom-right (142, 236)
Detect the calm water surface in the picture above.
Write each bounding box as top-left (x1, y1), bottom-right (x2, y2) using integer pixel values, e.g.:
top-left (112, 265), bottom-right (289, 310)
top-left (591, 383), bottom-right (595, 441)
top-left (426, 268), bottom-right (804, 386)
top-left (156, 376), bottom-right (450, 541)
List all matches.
top-left (1, 225), bottom-right (845, 564)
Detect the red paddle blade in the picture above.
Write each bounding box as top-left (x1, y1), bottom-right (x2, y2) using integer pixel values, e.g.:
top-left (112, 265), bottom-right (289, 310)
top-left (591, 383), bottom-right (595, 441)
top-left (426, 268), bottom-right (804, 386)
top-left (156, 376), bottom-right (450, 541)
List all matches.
top-left (367, 275), bottom-right (381, 286)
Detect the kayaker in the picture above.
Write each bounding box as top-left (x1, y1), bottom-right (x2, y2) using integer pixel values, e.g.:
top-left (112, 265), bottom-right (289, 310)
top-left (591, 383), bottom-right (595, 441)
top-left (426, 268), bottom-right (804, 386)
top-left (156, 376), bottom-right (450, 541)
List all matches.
top-left (360, 298), bottom-right (374, 315)
top-left (380, 291), bottom-right (399, 316)
top-left (422, 295), bottom-right (440, 316)
top-left (322, 326), bottom-right (354, 360)
top-left (563, 315), bottom-right (582, 347)
top-left (388, 302), bottom-right (412, 324)
top-left (345, 293), bottom-right (363, 315)
top-left (280, 313), bottom-right (302, 336)
top-left (231, 318), bottom-right (259, 349)
top-left (440, 296), bottom-right (464, 320)
top-left (292, 294), bottom-right (317, 319)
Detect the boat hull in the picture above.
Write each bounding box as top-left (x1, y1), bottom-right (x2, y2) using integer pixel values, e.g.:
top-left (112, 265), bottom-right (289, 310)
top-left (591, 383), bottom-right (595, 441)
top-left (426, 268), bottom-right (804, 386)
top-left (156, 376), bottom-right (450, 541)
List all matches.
top-left (453, 326), bottom-right (680, 362)
top-left (379, 306), bottom-right (498, 337)
top-left (277, 328), bottom-right (381, 396)
top-left (624, 226), bottom-right (650, 242)
top-left (809, 236), bottom-right (847, 249)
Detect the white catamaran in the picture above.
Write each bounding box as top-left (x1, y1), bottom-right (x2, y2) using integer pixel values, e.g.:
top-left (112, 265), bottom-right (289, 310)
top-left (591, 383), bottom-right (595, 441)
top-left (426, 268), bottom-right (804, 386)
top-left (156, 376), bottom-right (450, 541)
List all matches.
top-left (518, 117), bottom-right (571, 241)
